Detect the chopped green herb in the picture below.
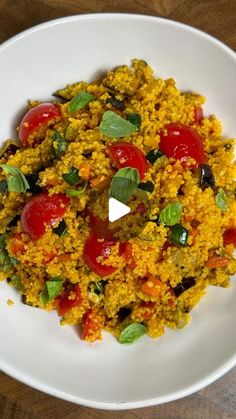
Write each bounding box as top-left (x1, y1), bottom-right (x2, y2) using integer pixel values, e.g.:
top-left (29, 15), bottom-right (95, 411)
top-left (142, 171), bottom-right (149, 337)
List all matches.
top-left (64, 123), bottom-right (78, 141)
top-left (0, 179), bottom-right (7, 193)
top-left (0, 165), bottom-right (29, 193)
top-left (0, 234), bottom-right (15, 273)
top-left (109, 167), bottom-right (140, 204)
top-left (11, 274), bottom-right (24, 292)
top-left (39, 277), bottom-right (63, 305)
top-left (68, 91), bottom-right (94, 113)
top-left (126, 113), bottom-right (141, 130)
top-left (215, 188), bottom-right (228, 211)
top-left (94, 281), bottom-right (105, 295)
top-left (99, 111), bottom-right (137, 138)
top-left (138, 181), bottom-right (154, 193)
top-left (10, 257), bottom-right (20, 266)
top-left (0, 234), bottom-right (7, 249)
top-left (0, 249), bottom-right (13, 273)
top-left (63, 167), bottom-right (81, 186)
top-left (159, 202), bottom-right (182, 226)
top-left (119, 323), bottom-right (147, 344)
top-left (146, 149), bottom-right (164, 164)
top-left (53, 220), bottom-right (68, 237)
top-left (65, 181), bottom-right (88, 197)
top-left (170, 224), bottom-right (188, 246)
top-left (52, 131), bottom-right (68, 159)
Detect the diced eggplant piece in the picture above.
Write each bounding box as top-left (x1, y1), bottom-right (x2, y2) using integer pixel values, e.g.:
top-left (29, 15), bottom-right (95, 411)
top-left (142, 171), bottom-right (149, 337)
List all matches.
top-left (25, 173), bottom-right (43, 194)
top-left (200, 164), bottom-right (216, 191)
top-left (173, 277), bottom-right (196, 297)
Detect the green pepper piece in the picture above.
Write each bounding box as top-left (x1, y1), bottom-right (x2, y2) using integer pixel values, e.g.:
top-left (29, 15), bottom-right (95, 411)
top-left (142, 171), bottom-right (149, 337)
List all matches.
top-left (170, 224), bottom-right (188, 246)
top-left (63, 167), bottom-right (81, 186)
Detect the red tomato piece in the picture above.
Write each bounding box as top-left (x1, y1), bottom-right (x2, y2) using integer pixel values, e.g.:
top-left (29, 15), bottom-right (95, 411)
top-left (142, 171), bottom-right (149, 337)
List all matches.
top-left (159, 123), bottom-right (206, 168)
top-left (19, 103), bottom-right (61, 146)
top-left (21, 193), bottom-right (70, 240)
top-left (83, 234), bottom-right (119, 277)
top-left (81, 308), bottom-right (104, 341)
top-left (88, 210), bottom-right (118, 239)
top-left (58, 285), bottom-right (82, 316)
top-left (223, 228), bottom-right (236, 246)
top-left (42, 251), bottom-right (57, 265)
top-left (9, 232), bottom-right (28, 256)
top-left (109, 142), bottom-right (148, 180)
top-left (194, 107), bottom-right (203, 125)
top-left (124, 242), bottom-right (136, 268)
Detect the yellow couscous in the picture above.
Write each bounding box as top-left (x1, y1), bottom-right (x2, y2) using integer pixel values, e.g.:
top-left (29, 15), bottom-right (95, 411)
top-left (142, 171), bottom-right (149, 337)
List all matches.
top-left (0, 59), bottom-right (236, 344)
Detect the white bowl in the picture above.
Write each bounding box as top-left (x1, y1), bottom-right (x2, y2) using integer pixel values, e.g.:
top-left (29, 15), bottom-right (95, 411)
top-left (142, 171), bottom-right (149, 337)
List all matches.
top-left (0, 14), bottom-right (235, 410)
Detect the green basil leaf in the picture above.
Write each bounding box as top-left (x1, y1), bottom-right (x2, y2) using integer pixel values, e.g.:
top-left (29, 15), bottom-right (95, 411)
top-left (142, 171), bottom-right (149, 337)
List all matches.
top-left (215, 188), bottom-right (228, 211)
top-left (52, 131), bottom-right (68, 159)
top-left (39, 277), bottom-right (63, 305)
top-left (63, 167), bottom-right (81, 186)
top-left (65, 181), bottom-right (88, 197)
top-left (159, 202), bottom-right (182, 226)
top-left (138, 181), bottom-right (154, 193)
top-left (0, 179), bottom-right (7, 193)
top-left (53, 220), bottom-right (68, 237)
top-left (11, 274), bottom-right (24, 292)
top-left (119, 323), bottom-right (147, 344)
top-left (99, 111), bottom-right (137, 138)
top-left (68, 91), bottom-right (94, 113)
top-left (0, 165), bottom-right (29, 193)
top-left (126, 113), bottom-right (141, 130)
top-left (108, 167), bottom-right (140, 204)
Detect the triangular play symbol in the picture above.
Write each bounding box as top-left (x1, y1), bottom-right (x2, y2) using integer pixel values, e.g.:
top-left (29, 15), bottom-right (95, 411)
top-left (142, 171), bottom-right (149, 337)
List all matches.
top-left (108, 197), bottom-right (131, 222)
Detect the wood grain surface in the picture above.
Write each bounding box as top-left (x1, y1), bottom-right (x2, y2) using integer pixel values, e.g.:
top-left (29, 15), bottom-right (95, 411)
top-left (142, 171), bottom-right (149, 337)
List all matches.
top-left (0, 1), bottom-right (236, 418)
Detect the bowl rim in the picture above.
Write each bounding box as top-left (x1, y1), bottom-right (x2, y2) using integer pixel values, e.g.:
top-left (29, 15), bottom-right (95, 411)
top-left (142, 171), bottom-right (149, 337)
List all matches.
top-left (0, 12), bottom-right (235, 60)
top-left (0, 13), bottom-right (235, 410)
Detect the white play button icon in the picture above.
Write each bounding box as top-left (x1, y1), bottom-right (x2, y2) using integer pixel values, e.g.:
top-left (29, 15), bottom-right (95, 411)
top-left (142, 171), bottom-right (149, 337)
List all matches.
top-left (108, 197), bottom-right (131, 222)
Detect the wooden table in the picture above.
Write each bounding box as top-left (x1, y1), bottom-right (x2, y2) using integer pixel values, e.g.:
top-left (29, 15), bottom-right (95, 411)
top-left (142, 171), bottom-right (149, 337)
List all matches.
top-left (0, 1), bottom-right (236, 418)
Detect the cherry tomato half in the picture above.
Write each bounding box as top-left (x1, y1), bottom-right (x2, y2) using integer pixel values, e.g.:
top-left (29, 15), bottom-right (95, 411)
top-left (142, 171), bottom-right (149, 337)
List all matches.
top-left (21, 193), bottom-right (69, 240)
top-left (88, 210), bottom-right (118, 239)
top-left (58, 285), bottom-right (82, 316)
top-left (109, 142), bottom-right (148, 180)
top-left (83, 233), bottom-right (119, 277)
top-left (223, 228), bottom-right (236, 247)
top-left (19, 103), bottom-right (61, 146)
top-left (159, 123), bottom-right (206, 168)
